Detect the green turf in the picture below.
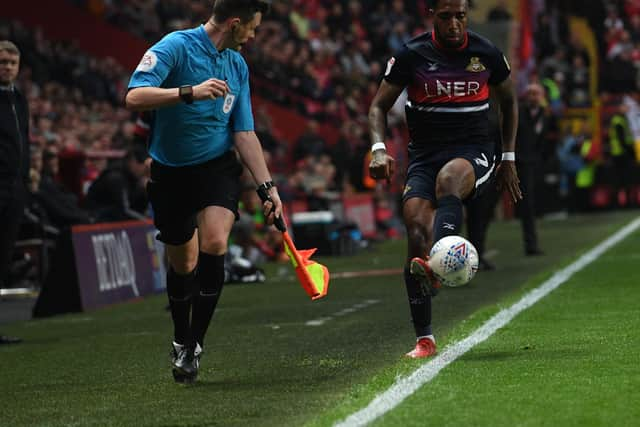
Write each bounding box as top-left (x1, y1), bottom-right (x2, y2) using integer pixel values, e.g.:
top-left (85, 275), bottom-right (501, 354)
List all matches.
top-left (373, 225), bottom-right (640, 427)
top-left (1, 211), bottom-right (638, 427)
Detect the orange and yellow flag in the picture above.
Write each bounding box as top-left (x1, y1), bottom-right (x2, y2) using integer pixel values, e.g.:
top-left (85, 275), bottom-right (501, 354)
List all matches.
top-left (282, 230), bottom-right (330, 300)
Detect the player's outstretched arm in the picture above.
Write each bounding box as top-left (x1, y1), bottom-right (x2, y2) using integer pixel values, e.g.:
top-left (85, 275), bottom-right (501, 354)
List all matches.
top-left (368, 80), bottom-right (403, 181)
top-left (492, 77), bottom-right (522, 203)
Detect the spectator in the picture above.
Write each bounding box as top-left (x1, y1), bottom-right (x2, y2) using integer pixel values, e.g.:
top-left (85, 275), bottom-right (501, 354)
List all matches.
top-left (556, 122), bottom-right (586, 207)
top-left (539, 47), bottom-right (569, 80)
top-left (34, 147), bottom-right (92, 228)
top-left (566, 54), bottom-right (591, 107)
top-left (606, 107), bottom-right (637, 206)
top-left (0, 40), bottom-right (28, 345)
top-left (515, 83), bottom-right (548, 256)
top-left (293, 119), bottom-right (326, 161)
top-left (487, 0), bottom-right (513, 22)
top-left (84, 146), bottom-right (149, 222)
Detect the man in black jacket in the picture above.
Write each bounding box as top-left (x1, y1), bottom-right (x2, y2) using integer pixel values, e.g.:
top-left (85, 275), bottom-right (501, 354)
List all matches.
top-left (0, 40), bottom-right (29, 345)
top-left (515, 83), bottom-right (547, 255)
top-left (84, 145), bottom-right (149, 222)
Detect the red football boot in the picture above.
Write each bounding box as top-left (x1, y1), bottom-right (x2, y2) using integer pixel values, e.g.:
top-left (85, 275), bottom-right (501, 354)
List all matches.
top-left (410, 256), bottom-right (442, 296)
top-left (405, 336), bottom-right (437, 359)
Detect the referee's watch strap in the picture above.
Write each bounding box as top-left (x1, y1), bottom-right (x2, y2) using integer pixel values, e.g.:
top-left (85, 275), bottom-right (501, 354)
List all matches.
top-left (179, 85), bottom-right (194, 104)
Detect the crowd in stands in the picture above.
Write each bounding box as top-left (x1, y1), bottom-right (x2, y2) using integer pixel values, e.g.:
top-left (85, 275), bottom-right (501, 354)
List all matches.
top-left (3, 1), bottom-right (640, 286)
top-left (0, 19), bottom-right (139, 230)
top-left (70, 0), bottom-right (432, 199)
top-left (527, 0), bottom-right (640, 212)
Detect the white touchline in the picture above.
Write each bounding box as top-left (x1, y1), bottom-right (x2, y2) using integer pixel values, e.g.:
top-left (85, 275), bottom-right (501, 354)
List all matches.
top-left (335, 217), bottom-right (640, 427)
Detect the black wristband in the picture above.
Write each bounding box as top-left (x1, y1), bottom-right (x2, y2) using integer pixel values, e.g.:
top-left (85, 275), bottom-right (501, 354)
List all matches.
top-left (255, 181), bottom-right (286, 232)
top-left (256, 181), bottom-right (275, 203)
top-left (179, 85), bottom-right (194, 104)
top-left (257, 180), bottom-right (275, 193)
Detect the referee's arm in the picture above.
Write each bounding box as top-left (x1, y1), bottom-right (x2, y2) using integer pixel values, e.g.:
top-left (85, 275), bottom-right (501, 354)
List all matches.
top-left (125, 79), bottom-right (229, 111)
top-left (234, 130), bottom-right (283, 222)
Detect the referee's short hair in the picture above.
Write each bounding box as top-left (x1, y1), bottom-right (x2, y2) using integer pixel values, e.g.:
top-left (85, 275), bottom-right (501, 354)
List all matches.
top-left (0, 40), bottom-right (20, 56)
top-left (213, 0), bottom-right (270, 24)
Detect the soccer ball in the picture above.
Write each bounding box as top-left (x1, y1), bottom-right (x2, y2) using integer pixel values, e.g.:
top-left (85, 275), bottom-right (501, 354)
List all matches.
top-left (428, 235), bottom-right (479, 287)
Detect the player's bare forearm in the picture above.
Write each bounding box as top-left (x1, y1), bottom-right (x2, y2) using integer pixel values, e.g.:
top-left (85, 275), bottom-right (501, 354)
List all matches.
top-left (368, 105), bottom-right (388, 146)
top-left (368, 80), bottom-right (404, 148)
top-left (492, 77), bottom-right (518, 153)
top-left (368, 81), bottom-right (403, 181)
top-left (368, 104), bottom-right (395, 180)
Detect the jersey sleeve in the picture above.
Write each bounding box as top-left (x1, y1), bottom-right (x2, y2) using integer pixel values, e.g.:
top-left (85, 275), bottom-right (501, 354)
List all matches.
top-left (488, 45), bottom-right (511, 86)
top-left (383, 46), bottom-right (413, 87)
top-left (128, 33), bottom-right (181, 89)
top-left (231, 62), bottom-right (255, 132)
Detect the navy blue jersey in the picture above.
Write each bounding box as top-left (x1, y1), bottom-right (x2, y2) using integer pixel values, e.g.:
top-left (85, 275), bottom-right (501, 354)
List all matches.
top-left (384, 31), bottom-right (510, 148)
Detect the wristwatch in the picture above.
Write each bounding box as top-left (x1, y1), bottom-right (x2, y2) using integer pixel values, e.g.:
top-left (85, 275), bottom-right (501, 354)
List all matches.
top-left (179, 85), bottom-right (194, 104)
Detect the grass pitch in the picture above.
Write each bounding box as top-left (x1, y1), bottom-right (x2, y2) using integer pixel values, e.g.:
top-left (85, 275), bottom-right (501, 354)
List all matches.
top-left (370, 218), bottom-right (640, 427)
top-left (1, 210), bottom-right (638, 427)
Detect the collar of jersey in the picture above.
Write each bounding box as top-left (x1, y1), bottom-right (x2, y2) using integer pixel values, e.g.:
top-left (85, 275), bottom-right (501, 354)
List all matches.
top-left (431, 31), bottom-right (469, 52)
top-left (198, 24), bottom-right (223, 57)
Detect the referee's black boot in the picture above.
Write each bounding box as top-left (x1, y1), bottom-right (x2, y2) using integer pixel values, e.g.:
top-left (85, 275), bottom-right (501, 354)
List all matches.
top-left (171, 342), bottom-right (200, 383)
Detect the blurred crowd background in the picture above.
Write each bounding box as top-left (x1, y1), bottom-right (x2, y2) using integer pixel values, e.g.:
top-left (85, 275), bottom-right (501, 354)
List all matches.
top-left (2, 0), bottom-right (640, 287)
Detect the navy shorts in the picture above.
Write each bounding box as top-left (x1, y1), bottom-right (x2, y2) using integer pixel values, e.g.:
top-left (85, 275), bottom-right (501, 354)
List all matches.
top-left (402, 143), bottom-right (496, 204)
top-left (146, 151), bottom-right (243, 245)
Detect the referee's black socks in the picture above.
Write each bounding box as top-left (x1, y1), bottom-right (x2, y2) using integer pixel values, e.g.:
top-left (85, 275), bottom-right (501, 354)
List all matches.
top-left (433, 195), bottom-right (463, 243)
top-left (166, 267), bottom-right (197, 346)
top-left (191, 252), bottom-right (225, 348)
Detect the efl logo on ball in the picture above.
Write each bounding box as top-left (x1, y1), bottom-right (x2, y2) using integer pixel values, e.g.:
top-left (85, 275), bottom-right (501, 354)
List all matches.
top-left (429, 235), bottom-right (479, 287)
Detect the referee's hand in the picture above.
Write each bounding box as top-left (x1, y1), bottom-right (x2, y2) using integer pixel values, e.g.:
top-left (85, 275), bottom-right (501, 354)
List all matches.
top-left (194, 78), bottom-right (229, 100)
top-left (262, 186), bottom-right (284, 228)
top-left (369, 149), bottom-right (395, 183)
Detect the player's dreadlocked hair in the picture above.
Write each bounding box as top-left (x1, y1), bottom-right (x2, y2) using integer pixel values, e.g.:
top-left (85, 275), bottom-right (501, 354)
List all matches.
top-left (213, 0), bottom-right (270, 24)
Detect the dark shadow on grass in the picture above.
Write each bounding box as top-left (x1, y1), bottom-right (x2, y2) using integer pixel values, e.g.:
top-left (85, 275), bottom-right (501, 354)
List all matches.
top-left (461, 347), bottom-right (587, 362)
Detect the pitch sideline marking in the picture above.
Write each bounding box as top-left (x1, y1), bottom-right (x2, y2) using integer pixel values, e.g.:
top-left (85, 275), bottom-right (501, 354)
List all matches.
top-left (306, 299), bottom-right (380, 326)
top-left (335, 217), bottom-right (640, 427)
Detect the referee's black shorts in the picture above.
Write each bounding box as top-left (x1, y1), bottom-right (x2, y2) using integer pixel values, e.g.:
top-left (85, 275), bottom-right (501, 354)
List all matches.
top-left (146, 150), bottom-right (243, 246)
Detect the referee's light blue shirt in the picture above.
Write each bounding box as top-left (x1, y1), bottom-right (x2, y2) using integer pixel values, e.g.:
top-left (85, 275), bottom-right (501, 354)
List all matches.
top-left (128, 25), bottom-right (254, 166)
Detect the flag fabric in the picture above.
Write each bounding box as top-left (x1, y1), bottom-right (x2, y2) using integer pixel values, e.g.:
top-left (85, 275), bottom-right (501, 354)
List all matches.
top-left (282, 231), bottom-right (330, 300)
top-left (254, 183), bottom-right (330, 300)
